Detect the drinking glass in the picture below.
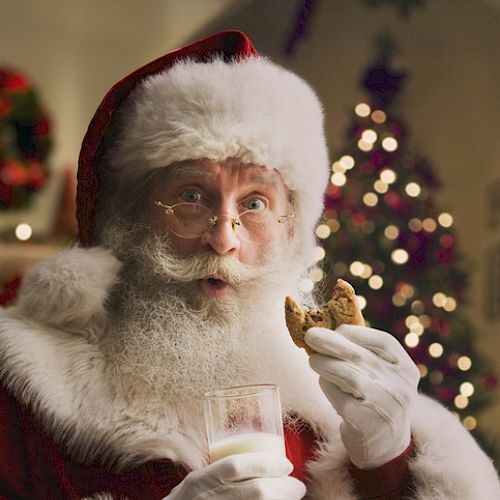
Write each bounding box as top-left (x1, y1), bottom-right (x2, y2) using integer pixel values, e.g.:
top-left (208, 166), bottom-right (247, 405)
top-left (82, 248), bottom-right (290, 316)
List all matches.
top-left (203, 384), bottom-right (286, 462)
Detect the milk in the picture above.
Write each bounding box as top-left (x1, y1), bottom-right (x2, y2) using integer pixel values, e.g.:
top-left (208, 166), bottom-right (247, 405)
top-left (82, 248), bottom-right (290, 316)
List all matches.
top-left (209, 432), bottom-right (286, 462)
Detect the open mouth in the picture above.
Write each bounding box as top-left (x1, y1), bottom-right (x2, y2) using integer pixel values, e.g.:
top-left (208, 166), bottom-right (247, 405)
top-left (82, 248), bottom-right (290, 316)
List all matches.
top-left (197, 275), bottom-right (231, 297)
top-left (207, 277), bottom-right (223, 286)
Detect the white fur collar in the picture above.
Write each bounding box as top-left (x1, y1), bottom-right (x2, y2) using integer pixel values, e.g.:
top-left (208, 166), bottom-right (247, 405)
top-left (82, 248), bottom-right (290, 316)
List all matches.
top-left (14, 246), bottom-right (121, 344)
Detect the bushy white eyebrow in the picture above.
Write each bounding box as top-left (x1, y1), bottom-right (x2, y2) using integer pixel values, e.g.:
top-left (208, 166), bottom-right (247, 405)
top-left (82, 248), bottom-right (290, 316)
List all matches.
top-left (165, 164), bottom-right (213, 179)
top-left (248, 172), bottom-right (279, 187)
top-left (164, 164), bottom-right (279, 187)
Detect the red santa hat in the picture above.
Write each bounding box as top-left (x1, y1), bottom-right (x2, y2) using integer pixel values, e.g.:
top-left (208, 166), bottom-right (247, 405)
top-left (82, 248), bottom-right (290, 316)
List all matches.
top-left (77, 30), bottom-right (329, 255)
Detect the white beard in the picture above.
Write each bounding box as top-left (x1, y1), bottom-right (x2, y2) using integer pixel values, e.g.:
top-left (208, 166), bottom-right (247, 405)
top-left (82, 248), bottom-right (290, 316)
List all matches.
top-left (100, 226), bottom-right (334, 441)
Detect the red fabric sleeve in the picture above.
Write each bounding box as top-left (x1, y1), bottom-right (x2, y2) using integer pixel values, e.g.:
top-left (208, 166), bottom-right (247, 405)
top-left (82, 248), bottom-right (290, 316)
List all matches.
top-left (348, 438), bottom-right (414, 499)
top-left (0, 383), bottom-right (30, 498)
top-left (284, 424), bottom-right (317, 481)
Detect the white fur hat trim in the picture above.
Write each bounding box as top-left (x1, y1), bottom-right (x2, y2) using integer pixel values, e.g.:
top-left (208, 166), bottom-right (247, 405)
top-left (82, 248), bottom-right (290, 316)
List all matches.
top-left (111, 56), bottom-right (330, 254)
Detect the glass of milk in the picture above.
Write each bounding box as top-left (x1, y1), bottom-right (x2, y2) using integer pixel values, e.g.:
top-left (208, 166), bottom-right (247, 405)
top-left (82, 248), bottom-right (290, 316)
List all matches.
top-left (203, 384), bottom-right (286, 462)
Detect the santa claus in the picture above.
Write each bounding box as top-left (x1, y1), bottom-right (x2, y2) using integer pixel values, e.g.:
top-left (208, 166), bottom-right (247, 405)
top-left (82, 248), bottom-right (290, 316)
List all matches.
top-left (0, 31), bottom-right (498, 499)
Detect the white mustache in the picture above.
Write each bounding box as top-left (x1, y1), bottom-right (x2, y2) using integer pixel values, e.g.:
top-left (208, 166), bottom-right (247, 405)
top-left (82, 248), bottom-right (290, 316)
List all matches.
top-left (154, 251), bottom-right (261, 284)
top-left (142, 234), bottom-right (277, 285)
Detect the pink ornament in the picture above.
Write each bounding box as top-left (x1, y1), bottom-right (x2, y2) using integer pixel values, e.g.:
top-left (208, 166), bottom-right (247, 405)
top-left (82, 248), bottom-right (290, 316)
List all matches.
top-left (4, 72), bottom-right (29, 92)
top-left (482, 374), bottom-right (497, 390)
top-left (384, 191), bottom-right (403, 210)
top-left (0, 161), bottom-right (28, 186)
top-left (440, 234), bottom-right (454, 248)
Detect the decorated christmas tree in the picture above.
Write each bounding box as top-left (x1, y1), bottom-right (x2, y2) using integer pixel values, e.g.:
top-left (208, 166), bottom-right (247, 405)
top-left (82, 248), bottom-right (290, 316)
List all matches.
top-left (313, 45), bottom-right (498, 454)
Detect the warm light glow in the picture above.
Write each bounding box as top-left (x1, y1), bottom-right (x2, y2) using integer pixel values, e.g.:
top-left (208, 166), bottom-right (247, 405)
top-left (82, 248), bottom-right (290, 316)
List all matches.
top-left (460, 382), bottom-right (475, 397)
top-left (331, 172), bottom-right (347, 186)
top-left (314, 246), bottom-right (326, 262)
top-left (444, 297), bottom-right (457, 312)
top-left (438, 212), bottom-right (454, 227)
top-left (371, 110), bottom-right (386, 123)
top-left (332, 161), bottom-right (346, 173)
top-left (422, 218), bottom-right (437, 232)
top-left (391, 248), bottom-right (409, 264)
top-left (392, 294), bottom-right (406, 307)
top-left (405, 333), bottom-right (420, 348)
top-left (340, 155), bottom-right (355, 170)
top-left (310, 267), bottom-right (324, 282)
top-left (384, 225), bottom-right (399, 240)
top-left (382, 137), bottom-right (398, 152)
top-left (333, 262), bottom-right (348, 275)
top-left (358, 139), bottom-right (373, 152)
top-left (405, 315), bottom-right (419, 327)
top-left (368, 275), bottom-right (383, 289)
top-left (432, 292), bottom-right (447, 308)
top-left (350, 261), bottom-right (365, 276)
top-left (417, 364), bottom-right (428, 378)
top-left (327, 219), bottom-right (341, 233)
top-left (360, 264), bottom-right (373, 279)
top-left (355, 103), bottom-right (371, 117)
top-left (315, 224), bottom-right (331, 239)
top-left (410, 323), bottom-right (424, 336)
top-left (408, 218), bottom-right (423, 232)
top-left (374, 180), bottom-right (389, 193)
top-left (458, 356), bottom-right (472, 371)
top-left (429, 343), bottom-right (444, 358)
top-left (411, 300), bottom-right (425, 314)
top-left (363, 192), bottom-right (378, 207)
top-left (300, 278), bottom-right (314, 293)
top-left (463, 416), bottom-right (477, 430)
top-left (356, 295), bottom-right (367, 310)
top-left (15, 223), bottom-right (32, 241)
top-left (430, 370), bottom-right (444, 384)
top-left (399, 283), bottom-right (415, 298)
top-left (454, 395), bottom-right (469, 410)
top-left (380, 168), bottom-right (397, 184)
top-left (419, 315), bottom-right (431, 327)
top-left (405, 182), bottom-right (421, 197)
top-left (361, 129), bottom-right (378, 144)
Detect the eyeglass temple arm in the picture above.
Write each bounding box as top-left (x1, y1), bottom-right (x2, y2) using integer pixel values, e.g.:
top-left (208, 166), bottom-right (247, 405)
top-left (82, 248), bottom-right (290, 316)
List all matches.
top-left (154, 200), bottom-right (174, 214)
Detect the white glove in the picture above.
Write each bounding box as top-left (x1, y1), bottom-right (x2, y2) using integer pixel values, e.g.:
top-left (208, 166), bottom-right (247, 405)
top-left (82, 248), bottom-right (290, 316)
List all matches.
top-left (305, 324), bottom-right (420, 470)
top-left (162, 452), bottom-right (306, 500)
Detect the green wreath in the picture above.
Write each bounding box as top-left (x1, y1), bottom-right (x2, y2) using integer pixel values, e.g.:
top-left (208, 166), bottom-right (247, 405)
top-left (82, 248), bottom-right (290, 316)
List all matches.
top-left (0, 67), bottom-right (52, 210)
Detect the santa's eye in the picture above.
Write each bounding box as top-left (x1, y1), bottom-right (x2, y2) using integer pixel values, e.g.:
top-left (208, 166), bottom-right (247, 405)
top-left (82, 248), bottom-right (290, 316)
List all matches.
top-left (243, 198), bottom-right (267, 211)
top-left (180, 190), bottom-right (203, 203)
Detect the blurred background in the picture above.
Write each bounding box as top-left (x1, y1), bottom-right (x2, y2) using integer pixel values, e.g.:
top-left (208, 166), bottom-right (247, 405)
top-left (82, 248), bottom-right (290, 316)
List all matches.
top-left (0, 0), bottom-right (499, 460)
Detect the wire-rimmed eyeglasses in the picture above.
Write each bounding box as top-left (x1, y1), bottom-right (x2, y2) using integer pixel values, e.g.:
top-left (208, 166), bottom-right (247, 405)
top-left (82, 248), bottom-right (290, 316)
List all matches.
top-left (154, 201), bottom-right (294, 241)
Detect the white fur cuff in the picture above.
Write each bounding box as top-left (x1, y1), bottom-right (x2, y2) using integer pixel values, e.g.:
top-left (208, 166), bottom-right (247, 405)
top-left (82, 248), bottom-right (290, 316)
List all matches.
top-left (16, 246), bottom-right (121, 343)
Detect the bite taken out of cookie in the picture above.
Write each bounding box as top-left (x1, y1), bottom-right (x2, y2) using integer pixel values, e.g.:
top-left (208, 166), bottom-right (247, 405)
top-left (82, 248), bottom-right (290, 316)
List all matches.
top-left (284, 279), bottom-right (365, 354)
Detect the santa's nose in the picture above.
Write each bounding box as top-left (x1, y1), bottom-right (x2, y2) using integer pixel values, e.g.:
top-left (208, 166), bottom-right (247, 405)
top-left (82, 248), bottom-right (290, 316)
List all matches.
top-left (200, 214), bottom-right (241, 256)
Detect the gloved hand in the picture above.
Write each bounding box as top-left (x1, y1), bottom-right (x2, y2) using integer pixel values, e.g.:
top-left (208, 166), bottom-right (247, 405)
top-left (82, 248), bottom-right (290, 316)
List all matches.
top-left (305, 324), bottom-right (420, 470)
top-left (163, 452), bottom-right (306, 499)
